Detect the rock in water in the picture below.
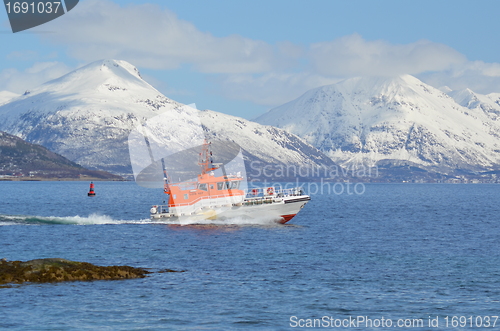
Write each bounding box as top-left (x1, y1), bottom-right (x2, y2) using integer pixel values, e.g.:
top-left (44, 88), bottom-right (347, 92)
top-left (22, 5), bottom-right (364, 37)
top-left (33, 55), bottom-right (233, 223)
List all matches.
top-left (0, 258), bottom-right (151, 285)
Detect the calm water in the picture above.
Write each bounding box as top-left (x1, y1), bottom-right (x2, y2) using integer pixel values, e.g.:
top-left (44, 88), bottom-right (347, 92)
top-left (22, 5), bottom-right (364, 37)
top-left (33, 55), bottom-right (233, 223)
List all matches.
top-left (1, 182), bottom-right (500, 330)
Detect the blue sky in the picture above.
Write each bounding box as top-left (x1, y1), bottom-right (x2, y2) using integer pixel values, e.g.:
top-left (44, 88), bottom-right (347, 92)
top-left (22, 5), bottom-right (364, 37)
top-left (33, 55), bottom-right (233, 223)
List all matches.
top-left (1, 0), bottom-right (500, 118)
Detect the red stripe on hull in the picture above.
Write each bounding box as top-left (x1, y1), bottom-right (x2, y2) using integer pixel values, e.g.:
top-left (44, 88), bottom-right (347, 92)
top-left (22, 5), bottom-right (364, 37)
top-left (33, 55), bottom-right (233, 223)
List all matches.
top-left (280, 214), bottom-right (297, 224)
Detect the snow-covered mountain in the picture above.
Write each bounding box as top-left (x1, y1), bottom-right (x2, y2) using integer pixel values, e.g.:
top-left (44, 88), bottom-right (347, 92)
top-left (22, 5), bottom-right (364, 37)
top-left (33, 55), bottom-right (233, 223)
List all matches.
top-left (0, 59), bottom-right (334, 176)
top-left (0, 91), bottom-right (18, 106)
top-left (256, 75), bottom-right (500, 173)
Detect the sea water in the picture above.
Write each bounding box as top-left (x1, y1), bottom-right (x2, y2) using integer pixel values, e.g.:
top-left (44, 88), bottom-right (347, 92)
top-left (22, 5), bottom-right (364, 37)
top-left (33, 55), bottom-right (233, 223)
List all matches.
top-left (1, 181), bottom-right (500, 330)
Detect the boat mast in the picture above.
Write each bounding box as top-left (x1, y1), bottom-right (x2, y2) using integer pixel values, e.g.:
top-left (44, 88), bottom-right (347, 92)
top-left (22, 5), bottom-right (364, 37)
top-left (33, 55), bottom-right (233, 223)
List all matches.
top-left (199, 140), bottom-right (218, 174)
top-left (161, 158), bottom-right (171, 195)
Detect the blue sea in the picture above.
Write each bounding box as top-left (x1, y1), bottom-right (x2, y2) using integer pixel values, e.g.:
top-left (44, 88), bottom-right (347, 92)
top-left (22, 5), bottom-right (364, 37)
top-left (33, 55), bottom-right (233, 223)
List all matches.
top-left (1, 181), bottom-right (500, 330)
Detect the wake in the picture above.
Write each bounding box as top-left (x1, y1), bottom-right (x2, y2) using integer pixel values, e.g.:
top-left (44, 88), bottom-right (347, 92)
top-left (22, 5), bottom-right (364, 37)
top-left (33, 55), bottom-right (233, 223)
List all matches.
top-left (0, 214), bottom-right (290, 227)
top-left (0, 213), bottom-right (151, 225)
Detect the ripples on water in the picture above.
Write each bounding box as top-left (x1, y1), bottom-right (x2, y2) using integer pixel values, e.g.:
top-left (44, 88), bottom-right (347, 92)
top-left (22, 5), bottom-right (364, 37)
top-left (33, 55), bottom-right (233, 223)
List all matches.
top-left (1, 182), bottom-right (500, 330)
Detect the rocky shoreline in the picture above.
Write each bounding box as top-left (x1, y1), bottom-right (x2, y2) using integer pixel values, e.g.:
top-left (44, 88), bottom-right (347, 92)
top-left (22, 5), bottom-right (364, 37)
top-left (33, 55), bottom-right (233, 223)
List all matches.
top-left (0, 258), bottom-right (152, 286)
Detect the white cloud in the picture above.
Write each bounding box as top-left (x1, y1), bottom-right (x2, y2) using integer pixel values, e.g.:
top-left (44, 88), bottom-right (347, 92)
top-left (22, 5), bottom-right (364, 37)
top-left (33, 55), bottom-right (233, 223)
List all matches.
top-left (308, 34), bottom-right (467, 77)
top-left (213, 35), bottom-right (471, 106)
top-left (0, 61), bottom-right (72, 93)
top-left (215, 73), bottom-right (340, 106)
top-left (419, 61), bottom-right (500, 94)
top-left (40, 0), bottom-right (278, 74)
top-left (451, 61), bottom-right (500, 80)
top-left (6, 50), bottom-right (39, 61)
top-left (25, 1), bottom-right (500, 106)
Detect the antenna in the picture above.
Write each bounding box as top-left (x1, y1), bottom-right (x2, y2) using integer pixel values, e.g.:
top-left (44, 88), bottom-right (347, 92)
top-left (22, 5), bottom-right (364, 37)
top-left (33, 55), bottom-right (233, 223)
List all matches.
top-left (198, 140), bottom-right (219, 174)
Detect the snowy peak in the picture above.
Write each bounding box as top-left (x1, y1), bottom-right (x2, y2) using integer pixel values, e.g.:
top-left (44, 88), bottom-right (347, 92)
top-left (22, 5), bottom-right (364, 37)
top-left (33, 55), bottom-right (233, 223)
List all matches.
top-left (0, 59), bottom-right (176, 121)
top-left (102, 59), bottom-right (143, 80)
top-left (334, 74), bottom-right (453, 111)
top-left (447, 88), bottom-right (480, 108)
top-left (256, 75), bottom-right (457, 144)
top-left (325, 75), bottom-right (437, 101)
top-left (35, 59), bottom-right (153, 95)
top-left (334, 74), bottom-right (427, 97)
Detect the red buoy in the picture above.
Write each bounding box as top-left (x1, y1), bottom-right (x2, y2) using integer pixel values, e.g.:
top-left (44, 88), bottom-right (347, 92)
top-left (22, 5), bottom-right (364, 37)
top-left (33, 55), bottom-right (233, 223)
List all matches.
top-left (88, 182), bottom-right (96, 196)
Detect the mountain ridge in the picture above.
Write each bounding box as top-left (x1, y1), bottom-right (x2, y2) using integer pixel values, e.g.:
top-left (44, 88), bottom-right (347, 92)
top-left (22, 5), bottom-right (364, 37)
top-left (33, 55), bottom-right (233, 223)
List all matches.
top-left (256, 74), bottom-right (500, 176)
top-left (0, 59), bottom-right (337, 179)
top-left (0, 131), bottom-right (122, 180)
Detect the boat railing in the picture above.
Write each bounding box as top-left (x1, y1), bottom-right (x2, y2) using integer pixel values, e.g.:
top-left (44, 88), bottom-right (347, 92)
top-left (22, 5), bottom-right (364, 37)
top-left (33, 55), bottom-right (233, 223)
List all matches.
top-left (152, 205), bottom-right (169, 214)
top-left (246, 186), bottom-right (304, 198)
top-left (152, 193), bottom-right (245, 215)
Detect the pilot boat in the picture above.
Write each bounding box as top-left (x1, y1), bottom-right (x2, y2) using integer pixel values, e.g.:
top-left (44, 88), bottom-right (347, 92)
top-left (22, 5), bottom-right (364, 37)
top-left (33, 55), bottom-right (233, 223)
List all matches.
top-left (150, 141), bottom-right (310, 224)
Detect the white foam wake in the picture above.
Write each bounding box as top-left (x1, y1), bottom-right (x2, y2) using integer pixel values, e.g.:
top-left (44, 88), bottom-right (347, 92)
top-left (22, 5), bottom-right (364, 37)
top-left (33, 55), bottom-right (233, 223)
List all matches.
top-left (0, 214), bottom-right (289, 227)
top-left (0, 213), bottom-right (151, 225)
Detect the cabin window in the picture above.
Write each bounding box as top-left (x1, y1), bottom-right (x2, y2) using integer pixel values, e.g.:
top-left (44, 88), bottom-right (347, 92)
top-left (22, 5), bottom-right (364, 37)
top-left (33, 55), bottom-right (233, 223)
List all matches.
top-left (183, 194), bottom-right (188, 200)
top-left (198, 183), bottom-right (208, 191)
top-left (218, 182), bottom-right (236, 190)
top-left (210, 185), bottom-right (214, 189)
